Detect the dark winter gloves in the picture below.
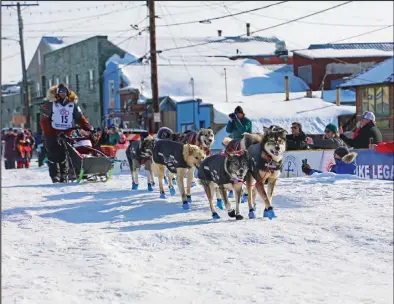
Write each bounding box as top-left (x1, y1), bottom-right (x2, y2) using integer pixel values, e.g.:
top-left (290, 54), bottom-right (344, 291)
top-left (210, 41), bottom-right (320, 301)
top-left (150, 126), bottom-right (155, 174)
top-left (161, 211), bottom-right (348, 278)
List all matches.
top-left (228, 113), bottom-right (237, 122)
top-left (301, 163), bottom-right (312, 175)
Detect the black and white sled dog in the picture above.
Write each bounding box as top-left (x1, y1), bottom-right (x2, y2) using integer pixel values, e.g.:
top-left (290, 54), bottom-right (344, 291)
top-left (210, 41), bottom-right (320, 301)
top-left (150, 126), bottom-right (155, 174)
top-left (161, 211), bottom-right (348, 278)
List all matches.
top-left (126, 135), bottom-right (156, 191)
top-left (198, 150), bottom-right (249, 220)
top-left (152, 140), bottom-right (206, 210)
top-left (222, 125), bottom-right (287, 220)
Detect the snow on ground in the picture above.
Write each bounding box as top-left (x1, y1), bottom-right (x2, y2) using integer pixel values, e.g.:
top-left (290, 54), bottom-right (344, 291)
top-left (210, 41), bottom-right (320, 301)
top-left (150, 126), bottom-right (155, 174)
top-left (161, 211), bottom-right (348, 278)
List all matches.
top-left (2, 164), bottom-right (393, 304)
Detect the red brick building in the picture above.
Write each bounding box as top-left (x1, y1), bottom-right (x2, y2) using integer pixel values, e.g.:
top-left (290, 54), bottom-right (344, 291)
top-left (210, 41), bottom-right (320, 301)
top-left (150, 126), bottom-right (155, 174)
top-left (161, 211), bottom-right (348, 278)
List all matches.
top-left (293, 43), bottom-right (393, 91)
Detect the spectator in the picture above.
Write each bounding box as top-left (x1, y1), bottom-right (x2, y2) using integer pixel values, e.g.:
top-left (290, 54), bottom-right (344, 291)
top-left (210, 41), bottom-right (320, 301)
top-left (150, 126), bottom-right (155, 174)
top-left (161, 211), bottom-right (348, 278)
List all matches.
top-left (2, 128), bottom-right (17, 169)
top-left (286, 122), bottom-right (307, 150)
top-left (15, 131), bottom-right (31, 169)
top-left (302, 146), bottom-right (357, 176)
top-left (306, 123), bottom-right (346, 149)
top-left (107, 125), bottom-right (120, 145)
top-left (226, 106), bottom-right (252, 140)
top-left (97, 127), bottom-right (109, 146)
top-left (339, 111), bottom-right (382, 149)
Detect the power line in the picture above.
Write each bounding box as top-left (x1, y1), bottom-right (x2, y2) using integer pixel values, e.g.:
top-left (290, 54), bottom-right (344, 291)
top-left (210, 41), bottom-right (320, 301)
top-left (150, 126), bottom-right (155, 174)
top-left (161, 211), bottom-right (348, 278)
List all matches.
top-left (209, 1), bottom-right (388, 28)
top-left (249, 1), bottom-right (353, 35)
top-left (328, 25), bottom-right (394, 43)
top-left (2, 3), bottom-right (144, 26)
top-left (157, 2), bottom-right (192, 79)
top-left (156, 1), bottom-right (288, 27)
top-left (159, 1), bottom-right (354, 53)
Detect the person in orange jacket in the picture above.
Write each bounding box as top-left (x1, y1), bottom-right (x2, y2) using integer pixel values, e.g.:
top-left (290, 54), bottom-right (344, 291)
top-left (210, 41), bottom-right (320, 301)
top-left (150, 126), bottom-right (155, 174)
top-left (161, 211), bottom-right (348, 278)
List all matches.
top-left (40, 84), bottom-right (93, 183)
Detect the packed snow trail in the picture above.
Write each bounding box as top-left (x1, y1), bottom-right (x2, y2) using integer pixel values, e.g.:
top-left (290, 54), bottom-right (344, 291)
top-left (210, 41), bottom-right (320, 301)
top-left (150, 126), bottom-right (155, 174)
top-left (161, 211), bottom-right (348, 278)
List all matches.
top-left (2, 164), bottom-right (393, 304)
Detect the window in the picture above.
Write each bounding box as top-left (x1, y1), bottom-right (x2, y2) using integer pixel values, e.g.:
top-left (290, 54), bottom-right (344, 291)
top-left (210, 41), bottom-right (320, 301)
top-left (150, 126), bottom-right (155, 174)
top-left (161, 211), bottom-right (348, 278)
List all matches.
top-left (200, 120), bottom-right (205, 128)
top-left (48, 79), bottom-right (52, 88)
top-left (75, 74), bottom-right (79, 93)
top-left (41, 76), bottom-right (46, 93)
top-left (38, 50), bottom-right (41, 66)
top-left (36, 82), bottom-right (40, 96)
top-left (361, 86), bottom-right (391, 117)
top-left (89, 69), bottom-right (94, 90)
top-left (181, 123), bottom-right (195, 133)
top-left (65, 75), bottom-right (69, 86)
top-left (55, 77), bottom-right (59, 85)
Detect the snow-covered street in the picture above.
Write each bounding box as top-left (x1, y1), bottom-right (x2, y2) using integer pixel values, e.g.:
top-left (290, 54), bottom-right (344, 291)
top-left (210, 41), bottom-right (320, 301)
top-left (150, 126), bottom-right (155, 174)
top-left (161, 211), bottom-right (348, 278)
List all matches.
top-left (2, 165), bottom-right (393, 304)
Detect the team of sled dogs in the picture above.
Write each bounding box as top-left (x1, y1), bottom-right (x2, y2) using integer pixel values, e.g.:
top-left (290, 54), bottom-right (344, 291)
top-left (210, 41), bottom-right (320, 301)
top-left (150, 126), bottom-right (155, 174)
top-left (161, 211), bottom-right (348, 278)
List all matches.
top-left (126, 126), bottom-right (287, 220)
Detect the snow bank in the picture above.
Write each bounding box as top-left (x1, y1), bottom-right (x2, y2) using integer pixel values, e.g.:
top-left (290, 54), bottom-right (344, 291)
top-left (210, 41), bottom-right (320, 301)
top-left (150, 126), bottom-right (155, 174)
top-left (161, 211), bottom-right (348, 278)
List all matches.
top-left (2, 165), bottom-right (393, 303)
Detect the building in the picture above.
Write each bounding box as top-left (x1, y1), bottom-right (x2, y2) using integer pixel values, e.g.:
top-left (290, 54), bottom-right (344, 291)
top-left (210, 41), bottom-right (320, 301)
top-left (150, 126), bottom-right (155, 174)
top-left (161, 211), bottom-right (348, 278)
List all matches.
top-left (1, 92), bottom-right (24, 128)
top-left (293, 42), bottom-right (394, 91)
top-left (43, 35), bottom-right (126, 128)
top-left (102, 34), bottom-right (298, 131)
top-left (340, 57), bottom-right (394, 141)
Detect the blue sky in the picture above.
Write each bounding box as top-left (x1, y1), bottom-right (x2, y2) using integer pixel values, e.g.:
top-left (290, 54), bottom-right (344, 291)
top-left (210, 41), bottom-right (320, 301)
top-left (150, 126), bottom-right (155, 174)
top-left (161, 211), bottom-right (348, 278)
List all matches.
top-left (1, 1), bottom-right (393, 83)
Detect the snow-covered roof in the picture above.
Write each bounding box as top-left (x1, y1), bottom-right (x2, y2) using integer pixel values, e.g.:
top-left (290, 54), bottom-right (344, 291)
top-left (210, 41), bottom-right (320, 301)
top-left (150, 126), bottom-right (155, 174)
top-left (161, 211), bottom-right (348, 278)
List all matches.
top-left (117, 60), bottom-right (309, 98)
top-left (210, 92), bottom-right (356, 135)
top-left (308, 42), bottom-right (394, 52)
top-left (293, 48), bottom-right (393, 59)
top-left (316, 89), bottom-right (356, 104)
top-left (340, 57), bottom-right (394, 87)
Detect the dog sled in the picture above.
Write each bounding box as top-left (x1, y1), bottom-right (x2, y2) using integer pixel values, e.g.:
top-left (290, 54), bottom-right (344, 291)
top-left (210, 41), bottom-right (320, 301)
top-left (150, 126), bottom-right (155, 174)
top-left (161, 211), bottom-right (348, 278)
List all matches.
top-left (57, 130), bottom-right (115, 183)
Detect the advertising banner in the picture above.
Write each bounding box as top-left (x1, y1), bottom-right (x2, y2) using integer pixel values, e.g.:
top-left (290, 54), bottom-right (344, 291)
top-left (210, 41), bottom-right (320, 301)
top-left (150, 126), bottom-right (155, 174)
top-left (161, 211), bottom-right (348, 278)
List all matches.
top-left (353, 149), bottom-right (394, 181)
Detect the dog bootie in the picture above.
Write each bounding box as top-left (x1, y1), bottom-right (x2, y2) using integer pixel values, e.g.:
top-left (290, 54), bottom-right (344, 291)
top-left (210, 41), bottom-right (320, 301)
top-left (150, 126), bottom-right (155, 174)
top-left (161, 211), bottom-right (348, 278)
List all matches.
top-left (151, 181), bottom-right (155, 186)
top-left (212, 212), bottom-right (220, 220)
top-left (186, 195), bottom-right (192, 203)
top-left (228, 209), bottom-right (236, 218)
top-left (132, 183), bottom-right (138, 190)
top-left (235, 214), bottom-right (244, 220)
top-left (182, 201), bottom-right (189, 210)
top-left (248, 209), bottom-right (256, 219)
top-left (164, 177), bottom-right (168, 185)
top-left (160, 191), bottom-right (166, 199)
top-left (216, 198), bottom-right (224, 210)
top-left (228, 190), bottom-right (234, 199)
top-left (147, 183), bottom-right (153, 192)
top-left (263, 206), bottom-right (277, 220)
top-left (191, 181), bottom-right (197, 188)
top-left (242, 193), bottom-right (248, 204)
top-left (169, 186), bottom-right (176, 196)
top-left (172, 177), bottom-right (177, 185)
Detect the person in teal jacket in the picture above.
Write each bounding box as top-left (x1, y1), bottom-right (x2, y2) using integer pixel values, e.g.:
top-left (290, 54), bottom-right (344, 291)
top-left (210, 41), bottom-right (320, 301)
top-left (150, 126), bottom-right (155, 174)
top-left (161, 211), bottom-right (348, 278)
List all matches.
top-left (108, 125), bottom-right (120, 145)
top-left (225, 106), bottom-right (252, 140)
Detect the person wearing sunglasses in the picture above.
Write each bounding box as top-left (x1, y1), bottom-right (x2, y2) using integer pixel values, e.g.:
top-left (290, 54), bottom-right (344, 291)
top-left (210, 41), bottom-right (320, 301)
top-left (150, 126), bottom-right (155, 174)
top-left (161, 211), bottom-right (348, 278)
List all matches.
top-left (286, 122), bottom-right (308, 150)
top-left (305, 123), bottom-right (346, 149)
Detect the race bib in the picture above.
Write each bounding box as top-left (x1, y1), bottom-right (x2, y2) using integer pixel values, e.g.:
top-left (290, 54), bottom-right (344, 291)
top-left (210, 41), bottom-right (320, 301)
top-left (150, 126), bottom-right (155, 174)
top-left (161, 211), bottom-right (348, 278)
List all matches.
top-left (51, 103), bottom-right (74, 130)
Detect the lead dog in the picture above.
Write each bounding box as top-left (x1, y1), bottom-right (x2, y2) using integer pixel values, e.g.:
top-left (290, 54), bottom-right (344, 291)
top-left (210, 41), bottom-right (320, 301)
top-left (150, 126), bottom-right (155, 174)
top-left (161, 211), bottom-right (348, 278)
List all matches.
top-left (244, 126), bottom-right (287, 220)
top-left (126, 135), bottom-right (155, 191)
top-left (198, 151), bottom-right (249, 220)
top-left (152, 140), bottom-right (206, 210)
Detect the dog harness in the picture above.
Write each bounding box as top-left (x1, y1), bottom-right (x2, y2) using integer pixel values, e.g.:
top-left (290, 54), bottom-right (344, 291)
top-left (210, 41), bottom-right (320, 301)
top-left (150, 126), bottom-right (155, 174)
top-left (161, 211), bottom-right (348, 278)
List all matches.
top-left (182, 132), bottom-right (211, 156)
top-left (127, 140), bottom-right (152, 164)
top-left (248, 143), bottom-right (283, 184)
top-left (153, 140), bottom-right (189, 173)
top-left (198, 154), bottom-right (232, 185)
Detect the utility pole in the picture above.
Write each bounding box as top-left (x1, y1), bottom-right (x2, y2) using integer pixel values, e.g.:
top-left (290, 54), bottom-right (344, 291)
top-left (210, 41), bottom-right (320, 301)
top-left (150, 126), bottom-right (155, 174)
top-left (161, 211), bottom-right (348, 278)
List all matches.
top-left (2, 2), bottom-right (39, 129)
top-left (190, 77), bottom-right (195, 99)
top-left (224, 68), bottom-right (228, 102)
top-left (147, 0), bottom-right (160, 133)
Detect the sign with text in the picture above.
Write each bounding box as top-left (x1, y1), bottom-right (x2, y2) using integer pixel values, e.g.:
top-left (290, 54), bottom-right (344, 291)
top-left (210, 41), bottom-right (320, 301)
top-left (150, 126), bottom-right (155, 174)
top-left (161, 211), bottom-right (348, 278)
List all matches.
top-left (153, 112), bottom-right (161, 123)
